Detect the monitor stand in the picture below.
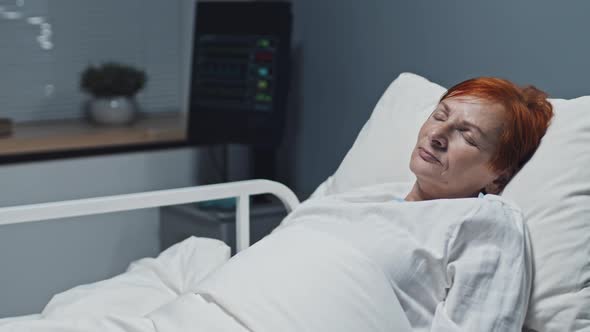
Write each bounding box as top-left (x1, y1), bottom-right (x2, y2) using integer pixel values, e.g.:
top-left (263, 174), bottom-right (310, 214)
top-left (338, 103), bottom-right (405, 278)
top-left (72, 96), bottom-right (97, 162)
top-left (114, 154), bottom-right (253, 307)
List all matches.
top-left (251, 146), bottom-right (276, 181)
top-left (251, 146), bottom-right (277, 204)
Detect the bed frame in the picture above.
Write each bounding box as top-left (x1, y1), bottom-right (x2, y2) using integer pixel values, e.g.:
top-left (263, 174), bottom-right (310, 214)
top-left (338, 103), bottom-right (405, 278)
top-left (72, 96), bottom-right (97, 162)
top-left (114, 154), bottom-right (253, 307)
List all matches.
top-left (0, 179), bottom-right (300, 252)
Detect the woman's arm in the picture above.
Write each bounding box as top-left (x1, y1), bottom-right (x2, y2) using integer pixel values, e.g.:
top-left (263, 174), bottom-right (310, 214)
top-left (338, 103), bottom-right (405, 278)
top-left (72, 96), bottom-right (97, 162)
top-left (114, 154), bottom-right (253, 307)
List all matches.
top-left (431, 199), bottom-right (532, 331)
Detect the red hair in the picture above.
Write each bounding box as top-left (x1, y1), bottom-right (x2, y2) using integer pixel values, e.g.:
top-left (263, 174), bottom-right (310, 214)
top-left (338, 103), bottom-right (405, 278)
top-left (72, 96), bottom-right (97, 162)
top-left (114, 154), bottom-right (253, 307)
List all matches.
top-left (441, 77), bottom-right (553, 174)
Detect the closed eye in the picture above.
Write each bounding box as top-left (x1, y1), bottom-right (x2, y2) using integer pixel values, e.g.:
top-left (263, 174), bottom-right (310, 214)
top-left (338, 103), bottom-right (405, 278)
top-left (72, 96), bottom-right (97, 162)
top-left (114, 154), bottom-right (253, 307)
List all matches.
top-left (463, 133), bottom-right (478, 146)
top-left (432, 112), bottom-right (446, 121)
top-left (465, 137), bottom-right (477, 146)
top-left (457, 128), bottom-right (478, 147)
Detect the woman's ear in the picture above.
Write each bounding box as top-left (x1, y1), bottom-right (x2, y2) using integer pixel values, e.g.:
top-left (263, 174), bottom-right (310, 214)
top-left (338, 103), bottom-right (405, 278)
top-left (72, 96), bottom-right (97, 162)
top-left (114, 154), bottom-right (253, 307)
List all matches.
top-left (484, 168), bottom-right (514, 195)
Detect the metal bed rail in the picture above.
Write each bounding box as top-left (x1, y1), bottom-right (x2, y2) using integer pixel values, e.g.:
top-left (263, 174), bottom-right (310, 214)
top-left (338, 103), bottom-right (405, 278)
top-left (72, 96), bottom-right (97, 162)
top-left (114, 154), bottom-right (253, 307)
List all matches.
top-left (0, 179), bottom-right (300, 252)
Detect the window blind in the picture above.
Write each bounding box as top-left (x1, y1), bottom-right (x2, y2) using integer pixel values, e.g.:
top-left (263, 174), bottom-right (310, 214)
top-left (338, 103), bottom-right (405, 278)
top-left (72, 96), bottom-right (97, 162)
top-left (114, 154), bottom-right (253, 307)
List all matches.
top-left (0, 0), bottom-right (184, 122)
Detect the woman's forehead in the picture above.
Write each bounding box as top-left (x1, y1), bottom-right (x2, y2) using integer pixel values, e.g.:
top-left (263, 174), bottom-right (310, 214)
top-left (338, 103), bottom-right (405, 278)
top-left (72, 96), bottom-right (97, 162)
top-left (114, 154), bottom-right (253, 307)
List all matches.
top-left (440, 96), bottom-right (505, 119)
top-left (439, 96), bottom-right (506, 139)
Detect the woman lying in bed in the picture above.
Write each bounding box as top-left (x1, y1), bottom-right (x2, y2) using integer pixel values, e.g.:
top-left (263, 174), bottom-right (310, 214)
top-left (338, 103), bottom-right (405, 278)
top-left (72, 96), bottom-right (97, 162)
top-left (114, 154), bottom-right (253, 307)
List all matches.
top-left (193, 77), bottom-right (554, 332)
top-left (1, 78), bottom-right (553, 332)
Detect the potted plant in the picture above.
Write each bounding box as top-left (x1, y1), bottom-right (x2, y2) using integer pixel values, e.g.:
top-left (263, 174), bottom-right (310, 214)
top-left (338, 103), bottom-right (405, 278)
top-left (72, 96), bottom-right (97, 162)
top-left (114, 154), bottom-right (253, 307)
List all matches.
top-left (80, 62), bottom-right (147, 126)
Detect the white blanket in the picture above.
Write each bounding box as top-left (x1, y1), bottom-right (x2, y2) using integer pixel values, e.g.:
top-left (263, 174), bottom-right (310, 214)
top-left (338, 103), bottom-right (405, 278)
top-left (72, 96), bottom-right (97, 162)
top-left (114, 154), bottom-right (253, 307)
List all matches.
top-left (0, 293), bottom-right (248, 332)
top-left (0, 182), bottom-right (528, 332)
top-left (0, 237), bottom-right (247, 332)
top-left (194, 182), bottom-right (530, 332)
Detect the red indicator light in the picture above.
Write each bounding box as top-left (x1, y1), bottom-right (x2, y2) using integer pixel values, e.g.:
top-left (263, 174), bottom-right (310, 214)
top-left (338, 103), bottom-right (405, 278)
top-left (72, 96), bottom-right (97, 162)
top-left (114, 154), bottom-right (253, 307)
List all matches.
top-left (255, 52), bottom-right (274, 62)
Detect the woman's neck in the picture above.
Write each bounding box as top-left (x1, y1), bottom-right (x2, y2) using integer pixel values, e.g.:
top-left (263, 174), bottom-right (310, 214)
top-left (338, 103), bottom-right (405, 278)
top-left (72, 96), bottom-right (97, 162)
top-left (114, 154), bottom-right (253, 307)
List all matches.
top-left (404, 182), bottom-right (435, 201)
top-left (405, 181), bottom-right (482, 201)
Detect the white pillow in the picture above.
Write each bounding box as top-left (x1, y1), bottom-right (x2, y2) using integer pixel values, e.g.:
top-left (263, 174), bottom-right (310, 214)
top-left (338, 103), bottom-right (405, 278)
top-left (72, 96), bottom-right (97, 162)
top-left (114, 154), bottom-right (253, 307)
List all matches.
top-left (502, 97), bottom-right (590, 332)
top-left (315, 72), bottom-right (590, 331)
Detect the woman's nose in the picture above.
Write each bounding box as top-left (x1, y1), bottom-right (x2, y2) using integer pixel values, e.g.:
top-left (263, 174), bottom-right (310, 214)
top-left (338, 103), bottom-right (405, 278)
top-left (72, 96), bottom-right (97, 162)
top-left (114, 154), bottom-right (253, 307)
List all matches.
top-left (429, 127), bottom-right (448, 150)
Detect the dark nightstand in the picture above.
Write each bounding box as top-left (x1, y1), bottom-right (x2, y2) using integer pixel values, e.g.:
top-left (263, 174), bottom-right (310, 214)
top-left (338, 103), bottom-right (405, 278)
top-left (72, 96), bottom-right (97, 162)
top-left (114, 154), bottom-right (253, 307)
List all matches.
top-left (160, 197), bottom-right (288, 255)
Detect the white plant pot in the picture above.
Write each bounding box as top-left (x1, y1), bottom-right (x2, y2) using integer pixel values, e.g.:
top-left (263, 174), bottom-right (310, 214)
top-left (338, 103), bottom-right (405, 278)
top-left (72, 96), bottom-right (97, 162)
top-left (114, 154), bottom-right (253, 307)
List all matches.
top-left (87, 96), bottom-right (138, 126)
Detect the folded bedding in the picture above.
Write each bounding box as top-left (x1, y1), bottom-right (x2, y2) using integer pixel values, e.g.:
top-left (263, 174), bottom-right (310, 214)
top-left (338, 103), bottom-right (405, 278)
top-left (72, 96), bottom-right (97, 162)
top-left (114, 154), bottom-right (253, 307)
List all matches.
top-left (0, 293), bottom-right (248, 332)
top-left (0, 237), bottom-right (233, 331)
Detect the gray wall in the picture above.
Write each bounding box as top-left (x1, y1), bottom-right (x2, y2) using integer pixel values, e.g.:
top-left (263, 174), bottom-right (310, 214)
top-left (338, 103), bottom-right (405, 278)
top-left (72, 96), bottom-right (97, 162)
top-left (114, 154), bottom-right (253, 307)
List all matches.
top-left (289, 0), bottom-right (590, 198)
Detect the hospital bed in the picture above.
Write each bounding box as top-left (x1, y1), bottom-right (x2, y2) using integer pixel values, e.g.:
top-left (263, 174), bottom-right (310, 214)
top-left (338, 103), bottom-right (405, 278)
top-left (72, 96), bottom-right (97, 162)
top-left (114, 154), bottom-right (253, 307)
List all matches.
top-left (0, 72), bottom-right (588, 331)
top-left (0, 179), bottom-right (300, 328)
top-left (0, 179), bottom-right (300, 254)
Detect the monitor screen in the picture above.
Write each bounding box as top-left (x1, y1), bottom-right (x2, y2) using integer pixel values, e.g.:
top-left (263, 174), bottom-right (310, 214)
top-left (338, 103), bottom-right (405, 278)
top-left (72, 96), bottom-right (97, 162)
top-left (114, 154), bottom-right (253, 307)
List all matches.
top-left (193, 34), bottom-right (279, 113)
top-left (188, 2), bottom-right (292, 148)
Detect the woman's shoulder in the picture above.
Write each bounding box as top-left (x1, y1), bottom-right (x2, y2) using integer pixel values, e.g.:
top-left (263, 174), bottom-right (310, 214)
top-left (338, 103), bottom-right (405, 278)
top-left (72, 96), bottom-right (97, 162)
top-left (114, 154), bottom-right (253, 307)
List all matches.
top-left (456, 193), bottom-right (527, 240)
top-left (480, 194), bottom-right (525, 227)
top-left (449, 194), bottom-right (531, 275)
top-left (481, 193), bottom-right (523, 216)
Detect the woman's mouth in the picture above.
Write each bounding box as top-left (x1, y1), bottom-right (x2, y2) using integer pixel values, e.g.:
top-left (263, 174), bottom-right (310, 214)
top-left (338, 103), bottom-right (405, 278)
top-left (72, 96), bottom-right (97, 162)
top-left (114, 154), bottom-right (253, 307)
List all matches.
top-left (418, 147), bottom-right (440, 164)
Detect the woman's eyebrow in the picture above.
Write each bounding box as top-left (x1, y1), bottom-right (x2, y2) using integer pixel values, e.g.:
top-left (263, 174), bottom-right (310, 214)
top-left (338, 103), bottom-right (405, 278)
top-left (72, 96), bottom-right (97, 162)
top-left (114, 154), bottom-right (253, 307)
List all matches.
top-left (439, 101), bottom-right (451, 115)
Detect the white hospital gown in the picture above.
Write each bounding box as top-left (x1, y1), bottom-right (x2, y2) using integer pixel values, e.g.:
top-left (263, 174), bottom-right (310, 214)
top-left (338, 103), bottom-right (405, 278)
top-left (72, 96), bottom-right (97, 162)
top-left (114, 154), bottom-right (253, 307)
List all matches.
top-left (275, 182), bottom-right (533, 331)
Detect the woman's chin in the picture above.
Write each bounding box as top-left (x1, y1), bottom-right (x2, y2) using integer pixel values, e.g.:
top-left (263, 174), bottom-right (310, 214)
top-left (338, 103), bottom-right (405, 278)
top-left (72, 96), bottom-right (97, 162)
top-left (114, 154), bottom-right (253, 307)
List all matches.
top-left (410, 155), bottom-right (440, 174)
top-left (410, 164), bottom-right (444, 187)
